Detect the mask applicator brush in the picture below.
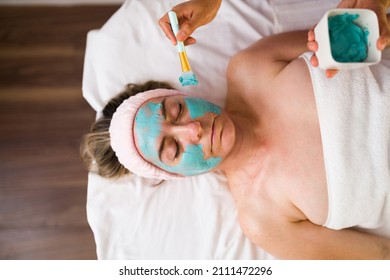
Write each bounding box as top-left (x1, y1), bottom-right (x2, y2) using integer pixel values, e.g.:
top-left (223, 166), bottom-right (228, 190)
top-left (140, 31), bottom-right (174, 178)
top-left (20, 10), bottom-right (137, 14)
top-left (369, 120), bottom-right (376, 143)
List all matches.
top-left (168, 11), bottom-right (198, 86)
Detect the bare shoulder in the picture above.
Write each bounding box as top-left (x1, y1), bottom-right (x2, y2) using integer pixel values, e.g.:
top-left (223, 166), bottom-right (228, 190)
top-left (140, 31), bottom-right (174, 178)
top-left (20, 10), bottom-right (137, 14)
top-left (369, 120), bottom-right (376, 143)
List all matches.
top-left (227, 48), bottom-right (312, 95)
top-left (226, 48), bottom-right (259, 97)
top-left (236, 196), bottom-right (297, 258)
top-left (225, 49), bottom-right (262, 114)
top-left (229, 174), bottom-right (306, 251)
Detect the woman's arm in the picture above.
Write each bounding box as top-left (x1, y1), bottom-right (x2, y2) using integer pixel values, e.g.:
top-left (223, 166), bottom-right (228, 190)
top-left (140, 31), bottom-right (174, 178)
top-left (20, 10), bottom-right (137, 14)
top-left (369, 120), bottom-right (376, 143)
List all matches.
top-left (244, 213), bottom-right (390, 259)
top-left (227, 31), bottom-right (308, 92)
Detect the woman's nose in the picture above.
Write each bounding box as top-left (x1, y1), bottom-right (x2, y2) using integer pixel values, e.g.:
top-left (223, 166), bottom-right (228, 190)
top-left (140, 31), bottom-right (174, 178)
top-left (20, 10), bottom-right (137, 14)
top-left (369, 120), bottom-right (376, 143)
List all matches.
top-left (169, 121), bottom-right (202, 143)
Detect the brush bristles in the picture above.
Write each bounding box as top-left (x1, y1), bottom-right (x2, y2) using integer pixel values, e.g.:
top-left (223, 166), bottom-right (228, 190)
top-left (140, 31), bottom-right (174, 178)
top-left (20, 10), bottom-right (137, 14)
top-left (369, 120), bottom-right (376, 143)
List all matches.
top-left (179, 72), bottom-right (198, 86)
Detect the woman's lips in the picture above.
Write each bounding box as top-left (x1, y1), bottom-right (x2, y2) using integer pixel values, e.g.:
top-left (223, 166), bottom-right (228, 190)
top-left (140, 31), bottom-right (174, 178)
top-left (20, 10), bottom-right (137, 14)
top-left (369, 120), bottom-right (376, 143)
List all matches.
top-left (211, 116), bottom-right (217, 154)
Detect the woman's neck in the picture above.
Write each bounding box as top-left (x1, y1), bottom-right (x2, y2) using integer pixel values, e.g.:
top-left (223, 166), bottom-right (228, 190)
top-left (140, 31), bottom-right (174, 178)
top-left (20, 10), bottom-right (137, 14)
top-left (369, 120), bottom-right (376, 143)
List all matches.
top-left (220, 112), bottom-right (269, 174)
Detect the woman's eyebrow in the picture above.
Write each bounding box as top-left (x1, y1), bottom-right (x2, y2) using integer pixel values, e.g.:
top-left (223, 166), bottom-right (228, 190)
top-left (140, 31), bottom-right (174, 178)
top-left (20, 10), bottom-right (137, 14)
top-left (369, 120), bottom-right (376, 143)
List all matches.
top-left (161, 98), bottom-right (167, 119)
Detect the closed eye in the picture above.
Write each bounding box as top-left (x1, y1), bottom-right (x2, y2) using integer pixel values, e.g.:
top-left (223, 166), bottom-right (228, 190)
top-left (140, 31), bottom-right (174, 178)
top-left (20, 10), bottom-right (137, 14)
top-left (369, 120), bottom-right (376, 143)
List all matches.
top-left (174, 138), bottom-right (180, 159)
top-left (159, 137), bottom-right (181, 163)
top-left (176, 103), bottom-right (182, 121)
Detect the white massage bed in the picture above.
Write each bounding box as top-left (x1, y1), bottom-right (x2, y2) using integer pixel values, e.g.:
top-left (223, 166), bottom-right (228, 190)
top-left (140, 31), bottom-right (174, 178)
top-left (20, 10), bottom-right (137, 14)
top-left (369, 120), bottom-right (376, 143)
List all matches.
top-left (83, 0), bottom-right (340, 259)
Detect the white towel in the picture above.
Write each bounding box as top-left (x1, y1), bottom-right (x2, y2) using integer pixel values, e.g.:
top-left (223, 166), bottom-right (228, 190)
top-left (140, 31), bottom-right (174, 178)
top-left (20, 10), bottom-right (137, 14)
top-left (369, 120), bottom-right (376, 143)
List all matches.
top-left (301, 50), bottom-right (390, 238)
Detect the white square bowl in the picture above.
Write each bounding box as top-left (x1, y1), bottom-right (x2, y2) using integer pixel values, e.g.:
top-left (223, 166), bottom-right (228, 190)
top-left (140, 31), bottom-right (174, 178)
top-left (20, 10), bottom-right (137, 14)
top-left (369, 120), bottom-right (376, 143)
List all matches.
top-left (314, 8), bottom-right (381, 70)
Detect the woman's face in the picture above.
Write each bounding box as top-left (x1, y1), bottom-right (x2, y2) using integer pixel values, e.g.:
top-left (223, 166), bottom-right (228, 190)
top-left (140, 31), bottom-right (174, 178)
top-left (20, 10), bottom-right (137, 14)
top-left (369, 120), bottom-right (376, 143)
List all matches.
top-left (133, 95), bottom-right (235, 176)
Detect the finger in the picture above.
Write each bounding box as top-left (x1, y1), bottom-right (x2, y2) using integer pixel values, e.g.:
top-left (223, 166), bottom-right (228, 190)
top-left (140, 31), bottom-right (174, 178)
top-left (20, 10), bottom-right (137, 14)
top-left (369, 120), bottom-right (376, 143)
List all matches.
top-left (176, 22), bottom-right (196, 42)
top-left (184, 37), bottom-right (196, 46)
top-left (308, 29), bottom-right (315, 41)
top-left (377, 35), bottom-right (390, 51)
top-left (307, 40), bottom-right (318, 52)
top-left (325, 69), bottom-right (339, 78)
top-left (376, 18), bottom-right (390, 51)
top-left (158, 15), bottom-right (177, 45)
top-left (310, 53), bottom-right (319, 67)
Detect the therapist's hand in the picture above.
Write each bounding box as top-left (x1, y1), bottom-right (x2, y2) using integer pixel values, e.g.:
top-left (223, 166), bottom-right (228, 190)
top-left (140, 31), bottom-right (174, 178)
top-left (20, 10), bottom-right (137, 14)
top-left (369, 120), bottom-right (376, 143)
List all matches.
top-left (308, 0), bottom-right (390, 78)
top-left (337, 0), bottom-right (390, 50)
top-left (307, 28), bottom-right (340, 78)
top-left (159, 0), bottom-right (222, 46)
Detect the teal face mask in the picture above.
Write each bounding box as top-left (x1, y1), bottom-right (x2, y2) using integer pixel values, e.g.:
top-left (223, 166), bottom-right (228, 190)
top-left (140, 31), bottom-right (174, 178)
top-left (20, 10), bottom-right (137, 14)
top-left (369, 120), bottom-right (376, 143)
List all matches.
top-left (134, 97), bottom-right (222, 176)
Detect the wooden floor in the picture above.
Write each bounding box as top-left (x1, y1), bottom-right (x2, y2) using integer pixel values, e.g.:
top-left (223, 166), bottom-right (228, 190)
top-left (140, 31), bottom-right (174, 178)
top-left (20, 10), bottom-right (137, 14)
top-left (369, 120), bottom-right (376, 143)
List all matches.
top-left (0, 5), bottom-right (120, 259)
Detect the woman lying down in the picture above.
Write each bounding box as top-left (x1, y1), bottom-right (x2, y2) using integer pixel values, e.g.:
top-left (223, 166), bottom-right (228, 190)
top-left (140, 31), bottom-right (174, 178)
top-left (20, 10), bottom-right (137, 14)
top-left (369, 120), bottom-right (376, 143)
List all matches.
top-left (81, 19), bottom-right (390, 260)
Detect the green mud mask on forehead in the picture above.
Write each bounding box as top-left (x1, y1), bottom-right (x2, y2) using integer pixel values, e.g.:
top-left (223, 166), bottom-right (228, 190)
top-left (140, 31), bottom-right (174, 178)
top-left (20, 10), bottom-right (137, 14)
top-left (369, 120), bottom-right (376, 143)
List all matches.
top-left (134, 97), bottom-right (222, 176)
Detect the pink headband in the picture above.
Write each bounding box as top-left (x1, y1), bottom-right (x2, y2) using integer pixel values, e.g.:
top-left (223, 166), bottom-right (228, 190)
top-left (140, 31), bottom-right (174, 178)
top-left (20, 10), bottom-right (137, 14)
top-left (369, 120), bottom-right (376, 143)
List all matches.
top-left (109, 88), bottom-right (185, 180)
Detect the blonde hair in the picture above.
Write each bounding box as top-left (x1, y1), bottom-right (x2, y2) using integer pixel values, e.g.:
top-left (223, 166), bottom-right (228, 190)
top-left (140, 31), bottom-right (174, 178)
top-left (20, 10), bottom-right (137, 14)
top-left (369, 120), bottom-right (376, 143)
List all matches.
top-left (80, 81), bottom-right (174, 178)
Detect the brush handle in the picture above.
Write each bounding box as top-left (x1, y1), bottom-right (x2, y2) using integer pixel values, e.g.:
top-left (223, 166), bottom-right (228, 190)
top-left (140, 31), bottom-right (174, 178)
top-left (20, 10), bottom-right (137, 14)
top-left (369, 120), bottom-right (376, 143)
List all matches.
top-left (168, 11), bottom-right (185, 52)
